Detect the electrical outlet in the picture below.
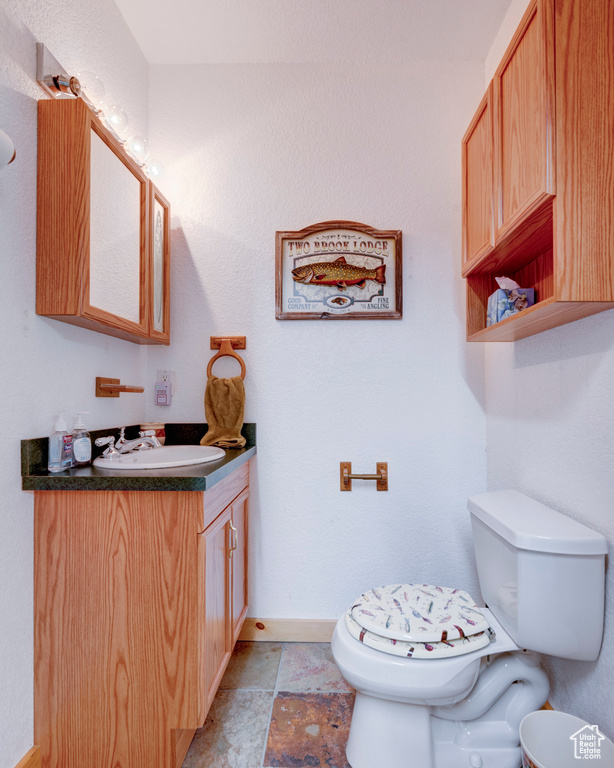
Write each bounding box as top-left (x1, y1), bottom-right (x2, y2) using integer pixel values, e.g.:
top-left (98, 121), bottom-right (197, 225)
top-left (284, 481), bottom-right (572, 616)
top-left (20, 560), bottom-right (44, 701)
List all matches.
top-left (157, 369), bottom-right (176, 395)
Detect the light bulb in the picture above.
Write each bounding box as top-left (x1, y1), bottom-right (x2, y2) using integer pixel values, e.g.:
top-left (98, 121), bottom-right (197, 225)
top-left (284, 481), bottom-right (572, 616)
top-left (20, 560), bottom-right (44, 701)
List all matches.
top-left (103, 104), bottom-right (129, 140)
top-left (146, 158), bottom-right (165, 180)
top-left (76, 71), bottom-right (105, 111)
top-left (126, 135), bottom-right (149, 165)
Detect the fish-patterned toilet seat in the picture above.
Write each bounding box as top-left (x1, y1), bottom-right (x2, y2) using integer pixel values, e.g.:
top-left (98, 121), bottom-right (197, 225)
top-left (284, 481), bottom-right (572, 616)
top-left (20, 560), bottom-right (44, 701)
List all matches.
top-left (346, 583), bottom-right (493, 659)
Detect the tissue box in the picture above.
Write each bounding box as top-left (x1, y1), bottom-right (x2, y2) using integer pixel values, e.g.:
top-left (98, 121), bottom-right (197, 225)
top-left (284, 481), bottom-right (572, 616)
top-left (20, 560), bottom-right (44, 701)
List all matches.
top-left (487, 287), bottom-right (535, 326)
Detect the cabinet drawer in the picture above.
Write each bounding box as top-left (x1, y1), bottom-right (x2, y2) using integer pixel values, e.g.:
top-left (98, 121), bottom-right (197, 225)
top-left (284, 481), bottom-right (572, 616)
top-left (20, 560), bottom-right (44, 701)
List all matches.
top-left (200, 462), bottom-right (249, 532)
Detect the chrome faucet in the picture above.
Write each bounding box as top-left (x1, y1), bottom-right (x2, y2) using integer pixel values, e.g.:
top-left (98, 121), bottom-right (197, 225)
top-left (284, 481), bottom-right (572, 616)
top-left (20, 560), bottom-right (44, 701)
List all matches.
top-left (117, 431), bottom-right (162, 453)
top-left (115, 427), bottom-right (128, 450)
top-left (94, 435), bottom-right (121, 458)
top-left (95, 430), bottom-right (161, 460)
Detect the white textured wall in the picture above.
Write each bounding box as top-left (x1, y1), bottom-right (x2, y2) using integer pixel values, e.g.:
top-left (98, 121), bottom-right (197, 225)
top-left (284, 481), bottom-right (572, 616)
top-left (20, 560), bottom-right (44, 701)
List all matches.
top-left (147, 62), bottom-right (488, 620)
top-left (484, 0), bottom-right (614, 733)
top-left (0, 1), bottom-right (148, 763)
top-left (486, 320), bottom-right (614, 729)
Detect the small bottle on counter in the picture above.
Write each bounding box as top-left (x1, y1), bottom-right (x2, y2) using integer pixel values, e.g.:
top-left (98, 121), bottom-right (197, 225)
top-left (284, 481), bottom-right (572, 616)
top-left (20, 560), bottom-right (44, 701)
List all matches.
top-left (71, 412), bottom-right (92, 467)
top-left (48, 413), bottom-right (73, 473)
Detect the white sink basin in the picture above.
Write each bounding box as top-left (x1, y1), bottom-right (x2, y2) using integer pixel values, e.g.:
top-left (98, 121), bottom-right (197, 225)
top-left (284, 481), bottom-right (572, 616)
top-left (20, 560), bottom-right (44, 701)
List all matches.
top-left (93, 445), bottom-right (226, 470)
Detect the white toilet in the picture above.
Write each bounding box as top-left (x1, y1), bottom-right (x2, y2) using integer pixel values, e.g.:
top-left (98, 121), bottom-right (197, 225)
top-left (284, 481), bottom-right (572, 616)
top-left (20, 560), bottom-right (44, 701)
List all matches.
top-left (331, 490), bottom-right (608, 768)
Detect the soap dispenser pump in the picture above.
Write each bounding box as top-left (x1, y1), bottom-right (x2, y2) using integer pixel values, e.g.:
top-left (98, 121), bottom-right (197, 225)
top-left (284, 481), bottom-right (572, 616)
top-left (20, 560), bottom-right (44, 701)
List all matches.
top-left (71, 411), bottom-right (92, 467)
top-left (48, 412), bottom-right (73, 473)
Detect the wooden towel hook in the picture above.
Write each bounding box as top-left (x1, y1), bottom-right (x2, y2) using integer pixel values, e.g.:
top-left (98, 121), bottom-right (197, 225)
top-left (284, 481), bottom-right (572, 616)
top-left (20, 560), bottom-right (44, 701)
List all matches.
top-left (96, 377), bottom-right (145, 398)
top-left (207, 336), bottom-right (247, 379)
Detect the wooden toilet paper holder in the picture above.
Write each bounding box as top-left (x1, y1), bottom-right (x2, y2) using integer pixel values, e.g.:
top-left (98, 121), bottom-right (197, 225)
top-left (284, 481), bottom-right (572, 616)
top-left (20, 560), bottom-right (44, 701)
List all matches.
top-left (340, 462), bottom-right (388, 491)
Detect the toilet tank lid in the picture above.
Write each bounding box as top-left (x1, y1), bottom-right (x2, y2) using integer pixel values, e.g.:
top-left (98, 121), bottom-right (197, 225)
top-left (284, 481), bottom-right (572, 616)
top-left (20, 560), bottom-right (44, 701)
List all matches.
top-left (468, 491), bottom-right (608, 555)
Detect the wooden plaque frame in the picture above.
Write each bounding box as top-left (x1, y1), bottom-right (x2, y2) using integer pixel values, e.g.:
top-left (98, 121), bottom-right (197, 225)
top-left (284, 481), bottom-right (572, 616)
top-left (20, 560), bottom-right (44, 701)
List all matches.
top-left (275, 220), bottom-right (402, 320)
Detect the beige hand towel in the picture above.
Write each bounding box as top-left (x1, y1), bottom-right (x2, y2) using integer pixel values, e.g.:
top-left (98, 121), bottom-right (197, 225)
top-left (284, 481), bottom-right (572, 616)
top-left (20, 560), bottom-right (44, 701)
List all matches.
top-left (200, 375), bottom-right (246, 448)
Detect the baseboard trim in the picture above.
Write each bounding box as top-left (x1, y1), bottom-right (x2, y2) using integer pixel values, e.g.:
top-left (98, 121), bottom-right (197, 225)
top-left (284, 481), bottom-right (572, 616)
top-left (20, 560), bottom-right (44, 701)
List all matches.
top-left (238, 618), bottom-right (337, 642)
top-left (15, 747), bottom-right (41, 768)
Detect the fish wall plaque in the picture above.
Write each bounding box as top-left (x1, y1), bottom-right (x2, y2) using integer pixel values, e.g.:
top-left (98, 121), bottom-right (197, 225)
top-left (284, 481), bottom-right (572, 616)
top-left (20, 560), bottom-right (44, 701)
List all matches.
top-left (275, 220), bottom-right (402, 320)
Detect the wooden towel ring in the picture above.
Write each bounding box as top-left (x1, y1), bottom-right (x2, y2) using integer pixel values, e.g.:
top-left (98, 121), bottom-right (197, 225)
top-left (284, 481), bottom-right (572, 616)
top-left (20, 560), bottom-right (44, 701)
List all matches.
top-left (207, 338), bottom-right (246, 379)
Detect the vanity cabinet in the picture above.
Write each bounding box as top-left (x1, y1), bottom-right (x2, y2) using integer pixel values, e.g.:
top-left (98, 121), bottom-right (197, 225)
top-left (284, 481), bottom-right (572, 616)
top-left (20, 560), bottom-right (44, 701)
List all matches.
top-left (34, 461), bottom-right (250, 768)
top-left (36, 97), bottom-right (170, 344)
top-left (461, 0), bottom-right (614, 341)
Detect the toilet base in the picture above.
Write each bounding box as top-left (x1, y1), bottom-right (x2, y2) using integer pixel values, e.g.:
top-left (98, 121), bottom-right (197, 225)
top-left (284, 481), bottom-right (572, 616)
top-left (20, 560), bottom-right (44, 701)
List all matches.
top-left (432, 717), bottom-right (521, 768)
top-left (345, 695), bottom-right (524, 768)
top-left (346, 692), bottom-right (433, 768)
top-left (344, 653), bottom-right (549, 768)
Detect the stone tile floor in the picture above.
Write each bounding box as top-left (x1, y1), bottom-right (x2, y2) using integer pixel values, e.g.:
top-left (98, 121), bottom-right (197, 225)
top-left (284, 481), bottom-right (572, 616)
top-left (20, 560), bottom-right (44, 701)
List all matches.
top-left (182, 642), bottom-right (355, 768)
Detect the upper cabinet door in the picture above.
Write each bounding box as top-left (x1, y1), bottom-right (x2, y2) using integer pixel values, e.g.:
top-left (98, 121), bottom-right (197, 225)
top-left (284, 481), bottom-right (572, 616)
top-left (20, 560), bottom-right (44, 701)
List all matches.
top-left (494, 0), bottom-right (555, 240)
top-left (148, 184), bottom-right (171, 344)
top-left (462, 84), bottom-right (495, 269)
top-left (37, 98), bottom-right (170, 345)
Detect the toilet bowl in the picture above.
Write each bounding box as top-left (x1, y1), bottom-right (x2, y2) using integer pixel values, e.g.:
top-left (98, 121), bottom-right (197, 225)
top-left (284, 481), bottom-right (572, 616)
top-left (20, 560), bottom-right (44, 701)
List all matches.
top-left (332, 593), bottom-right (549, 768)
top-left (332, 604), bottom-right (518, 707)
top-left (331, 491), bottom-right (608, 768)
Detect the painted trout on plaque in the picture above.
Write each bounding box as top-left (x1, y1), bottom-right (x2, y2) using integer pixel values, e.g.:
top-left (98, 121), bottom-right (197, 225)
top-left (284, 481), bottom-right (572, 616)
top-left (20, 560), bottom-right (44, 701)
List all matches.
top-left (291, 256), bottom-right (386, 292)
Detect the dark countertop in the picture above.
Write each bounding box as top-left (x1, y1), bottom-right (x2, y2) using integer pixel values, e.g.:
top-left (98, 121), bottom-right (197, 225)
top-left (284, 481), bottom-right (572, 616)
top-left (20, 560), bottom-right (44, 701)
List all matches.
top-left (22, 423), bottom-right (256, 491)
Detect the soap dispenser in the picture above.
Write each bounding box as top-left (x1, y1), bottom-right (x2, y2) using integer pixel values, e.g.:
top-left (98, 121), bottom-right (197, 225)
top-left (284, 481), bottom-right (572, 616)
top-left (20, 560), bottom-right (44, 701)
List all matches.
top-left (71, 412), bottom-right (92, 467)
top-left (48, 412), bottom-right (73, 473)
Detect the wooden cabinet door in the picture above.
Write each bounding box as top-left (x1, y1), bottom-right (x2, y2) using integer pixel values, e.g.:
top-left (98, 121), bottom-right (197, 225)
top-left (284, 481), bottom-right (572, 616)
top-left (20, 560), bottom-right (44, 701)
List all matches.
top-left (494, 0), bottom-right (555, 239)
top-left (37, 98), bottom-right (170, 346)
top-left (198, 507), bottom-right (232, 723)
top-left (230, 489), bottom-right (249, 643)
top-left (148, 184), bottom-right (171, 343)
top-left (462, 84), bottom-right (495, 269)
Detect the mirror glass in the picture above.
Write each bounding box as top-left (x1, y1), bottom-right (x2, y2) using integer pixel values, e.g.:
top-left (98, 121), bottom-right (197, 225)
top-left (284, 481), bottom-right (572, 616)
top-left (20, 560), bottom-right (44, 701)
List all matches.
top-left (152, 198), bottom-right (165, 332)
top-left (89, 130), bottom-right (141, 323)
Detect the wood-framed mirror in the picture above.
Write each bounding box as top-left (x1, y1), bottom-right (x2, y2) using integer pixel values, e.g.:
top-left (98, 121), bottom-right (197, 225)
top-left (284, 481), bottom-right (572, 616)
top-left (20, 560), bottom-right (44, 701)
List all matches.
top-left (37, 97), bottom-right (169, 345)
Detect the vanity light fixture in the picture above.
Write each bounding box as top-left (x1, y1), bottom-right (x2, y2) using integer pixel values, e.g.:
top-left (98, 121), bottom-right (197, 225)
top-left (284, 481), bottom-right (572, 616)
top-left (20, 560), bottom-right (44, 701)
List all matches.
top-left (126, 135), bottom-right (149, 166)
top-left (145, 158), bottom-right (165, 180)
top-left (76, 70), bottom-right (105, 114)
top-left (36, 43), bottom-right (81, 99)
top-left (103, 103), bottom-right (129, 142)
top-left (36, 42), bottom-right (162, 180)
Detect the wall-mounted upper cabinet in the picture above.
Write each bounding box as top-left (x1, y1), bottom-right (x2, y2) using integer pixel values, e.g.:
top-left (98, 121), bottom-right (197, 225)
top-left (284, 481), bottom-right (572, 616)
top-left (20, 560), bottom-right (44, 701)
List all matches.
top-left (462, 0), bottom-right (614, 342)
top-left (462, 84), bottom-right (495, 268)
top-left (494, 0), bottom-right (555, 241)
top-left (37, 98), bottom-right (170, 345)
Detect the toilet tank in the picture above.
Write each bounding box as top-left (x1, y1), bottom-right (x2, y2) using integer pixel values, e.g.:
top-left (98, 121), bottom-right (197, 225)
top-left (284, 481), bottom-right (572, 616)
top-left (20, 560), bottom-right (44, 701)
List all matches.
top-left (468, 490), bottom-right (607, 661)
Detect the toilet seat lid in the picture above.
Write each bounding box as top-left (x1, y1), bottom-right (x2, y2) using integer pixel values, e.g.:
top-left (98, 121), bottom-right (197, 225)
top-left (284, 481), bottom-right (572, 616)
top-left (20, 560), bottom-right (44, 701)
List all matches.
top-left (345, 609), bottom-right (491, 659)
top-left (350, 584), bottom-right (490, 643)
